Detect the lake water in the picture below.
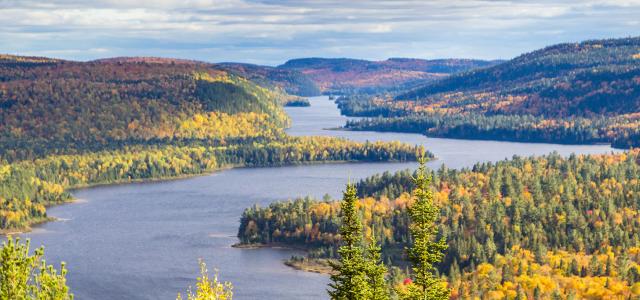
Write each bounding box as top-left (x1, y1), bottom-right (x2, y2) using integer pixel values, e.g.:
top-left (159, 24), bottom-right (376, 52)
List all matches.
top-left (20, 96), bottom-right (617, 299)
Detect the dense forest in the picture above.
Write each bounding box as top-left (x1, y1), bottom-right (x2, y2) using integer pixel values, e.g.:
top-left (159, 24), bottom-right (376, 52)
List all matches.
top-left (283, 98), bottom-right (311, 107)
top-left (339, 36), bottom-right (640, 148)
top-left (0, 55), bottom-right (295, 159)
top-left (278, 58), bottom-right (499, 94)
top-left (217, 62), bottom-right (321, 97)
top-left (0, 55), bottom-right (422, 232)
top-left (238, 150), bottom-right (640, 298)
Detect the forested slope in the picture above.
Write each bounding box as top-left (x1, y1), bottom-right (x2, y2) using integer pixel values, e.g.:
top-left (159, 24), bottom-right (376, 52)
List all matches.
top-left (238, 151), bottom-right (640, 298)
top-left (279, 57), bottom-right (499, 94)
top-left (0, 55), bottom-right (294, 159)
top-left (399, 37), bottom-right (640, 117)
top-left (217, 62), bottom-right (321, 97)
top-left (342, 37), bottom-right (640, 147)
top-left (0, 55), bottom-right (421, 232)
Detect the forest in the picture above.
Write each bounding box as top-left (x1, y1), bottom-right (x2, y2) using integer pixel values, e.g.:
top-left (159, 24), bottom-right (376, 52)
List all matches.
top-left (278, 58), bottom-right (499, 94)
top-left (217, 62), bottom-right (321, 97)
top-left (338, 36), bottom-right (640, 148)
top-left (0, 236), bottom-right (233, 300)
top-left (0, 55), bottom-right (422, 232)
top-left (238, 150), bottom-right (640, 299)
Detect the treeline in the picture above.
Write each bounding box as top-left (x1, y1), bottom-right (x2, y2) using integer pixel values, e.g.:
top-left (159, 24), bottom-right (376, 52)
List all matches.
top-left (345, 114), bottom-right (611, 144)
top-left (345, 113), bottom-right (640, 148)
top-left (0, 137), bottom-right (421, 231)
top-left (336, 95), bottom-right (399, 117)
top-left (238, 151), bottom-right (640, 298)
top-left (283, 98), bottom-right (311, 107)
top-left (339, 91), bottom-right (640, 147)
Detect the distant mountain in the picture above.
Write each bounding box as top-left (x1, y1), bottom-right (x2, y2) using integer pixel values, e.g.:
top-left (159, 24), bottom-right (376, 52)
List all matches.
top-left (89, 56), bottom-right (501, 97)
top-left (91, 56), bottom-right (203, 65)
top-left (398, 37), bottom-right (640, 118)
top-left (279, 57), bottom-right (500, 94)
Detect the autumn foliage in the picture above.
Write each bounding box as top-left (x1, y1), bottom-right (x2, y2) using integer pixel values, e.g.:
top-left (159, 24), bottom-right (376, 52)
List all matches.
top-left (239, 150), bottom-right (640, 298)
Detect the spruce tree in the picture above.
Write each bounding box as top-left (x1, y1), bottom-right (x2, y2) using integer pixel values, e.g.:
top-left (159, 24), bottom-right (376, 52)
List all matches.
top-left (402, 155), bottom-right (450, 300)
top-left (329, 183), bottom-right (370, 300)
top-left (364, 227), bottom-right (389, 300)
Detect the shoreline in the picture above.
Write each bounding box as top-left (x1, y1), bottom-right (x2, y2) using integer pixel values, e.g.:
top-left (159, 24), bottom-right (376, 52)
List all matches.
top-left (0, 216), bottom-right (55, 235)
top-left (231, 242), bottom-right (312, 252)
top-left (284, 257), bottom-right (334, 275)
top-left (232, 243), bottom-right (334, 275)
top-left (328, 123), bottom-right (619, 149)
top-left (7, 157), bottom-right (423, 236)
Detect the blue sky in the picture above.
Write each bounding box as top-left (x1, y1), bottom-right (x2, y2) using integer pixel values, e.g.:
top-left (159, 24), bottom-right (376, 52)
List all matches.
top-left (1, 0), bottom-right (639, 65)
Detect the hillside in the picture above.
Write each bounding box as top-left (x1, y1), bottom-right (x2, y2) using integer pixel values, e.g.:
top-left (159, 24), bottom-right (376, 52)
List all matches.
top-left (0, 54), bottom-right (422, 232)
top-left (279, 57), bottom-right (499, 94)
top-left (217, 63), bottom-right (320, 97)
top-left (239, 151), bottom-right (640, 298)
top-left (0, 55), bottom-right (294, 159)
top-left (342, 37), bottom-right (640, 147)
top-left (398, 37), bottom-right (640, 117)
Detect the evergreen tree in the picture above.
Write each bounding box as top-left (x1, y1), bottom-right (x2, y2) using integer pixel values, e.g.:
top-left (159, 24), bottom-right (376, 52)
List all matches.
top-left (364, 227), bottom-right (389, 300)
top-left (402, 155), bottom-right (450, 300)
top-left (329, 183), bottom-right (370, 300)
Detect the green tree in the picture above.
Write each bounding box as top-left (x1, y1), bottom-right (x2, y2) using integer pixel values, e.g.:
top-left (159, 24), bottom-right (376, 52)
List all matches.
top-left (0, 237), bottom-right (73, 300)
top-left (177, 260), bottom-right (232, 300)
top-left (364, 227), bottom-right (389, 300)
top-left (402, 155), bottom-right (450, 300)
top-left (328, 183), bottom-right (370, 300)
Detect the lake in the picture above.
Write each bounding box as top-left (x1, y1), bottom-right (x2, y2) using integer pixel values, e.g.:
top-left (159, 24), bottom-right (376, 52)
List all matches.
top-left (20, 96), bottom-right (618, 299)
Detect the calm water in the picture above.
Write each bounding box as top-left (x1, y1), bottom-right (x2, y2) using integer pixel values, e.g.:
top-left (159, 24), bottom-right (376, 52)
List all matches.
top-left (20, 96), bottom-right (617, 299)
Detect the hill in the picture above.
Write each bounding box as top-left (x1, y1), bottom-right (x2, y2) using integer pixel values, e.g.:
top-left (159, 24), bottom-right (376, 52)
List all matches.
top-left (279, 57), bottom-right (500, 94)
top-left (217, 63), bottom-right (320, 97)
top-left (342, 37), bottom-right (640, 147)
top-left (397, 37), bottom-right (640, 117)
top-left (238, 151), bottom-right (640, 298)
top-left (0, 54), bottom-right (422, 232)
top-left (0, 55), bottom-right (292, 159)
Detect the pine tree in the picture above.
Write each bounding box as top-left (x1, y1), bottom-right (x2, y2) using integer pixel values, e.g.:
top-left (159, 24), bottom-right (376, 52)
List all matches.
top-left (401, 155), bottom-right (450, 300)
top-left (364, 227), bottom-right (389, 300)
top-left (329, 183), bottom-right (370, 300)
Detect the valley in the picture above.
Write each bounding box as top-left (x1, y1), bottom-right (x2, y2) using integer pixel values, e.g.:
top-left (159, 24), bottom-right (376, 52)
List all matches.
top-left (18, 97), bottom-right (617, 299)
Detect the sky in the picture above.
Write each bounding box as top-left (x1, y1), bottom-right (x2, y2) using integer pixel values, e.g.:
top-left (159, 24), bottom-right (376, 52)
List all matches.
top-left (1, 0), bottom-right (639, 65)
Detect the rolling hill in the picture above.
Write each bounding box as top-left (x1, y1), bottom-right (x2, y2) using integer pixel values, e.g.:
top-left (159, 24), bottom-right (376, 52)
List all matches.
top-left (217, 62), bottom-right (321, 97)
top-left (279, 57), bottom-right (500, 94)
top-left (343, 37), bottom-right (640, 147)
top-left (397, 37), bottom-right (640, 117)
top-left (0, 55), bottom-right (294, 159)
top-left (0, 54), bottom-right (421, 232)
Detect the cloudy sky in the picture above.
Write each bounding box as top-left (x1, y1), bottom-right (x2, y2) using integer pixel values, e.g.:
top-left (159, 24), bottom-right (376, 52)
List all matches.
top-left (1, 0), bottom-right (639, 65)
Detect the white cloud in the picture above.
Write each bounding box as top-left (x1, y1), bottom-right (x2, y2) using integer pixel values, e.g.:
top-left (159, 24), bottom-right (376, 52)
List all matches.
top-left (0, 0), bottom-right (638, 64)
